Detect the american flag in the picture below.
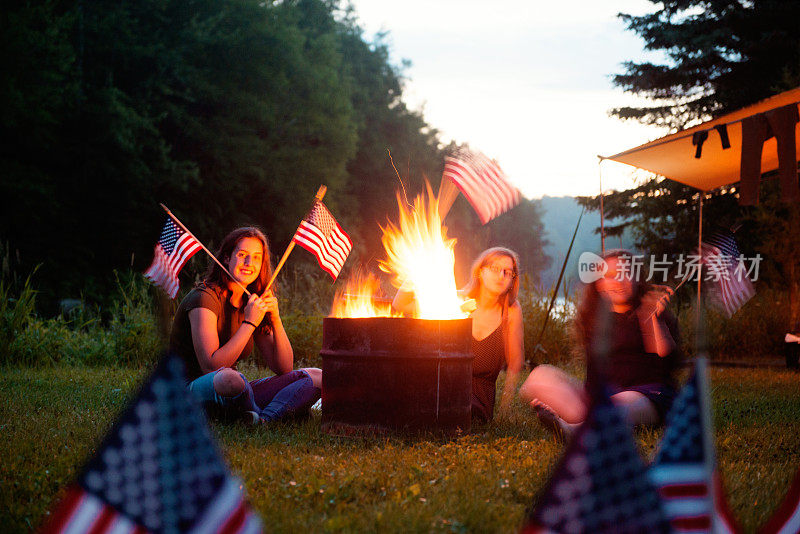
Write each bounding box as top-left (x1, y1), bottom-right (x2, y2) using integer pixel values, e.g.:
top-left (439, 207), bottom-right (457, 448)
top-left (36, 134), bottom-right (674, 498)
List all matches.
top-left (144, 216), bottom-right (202, 299)
top-left (522, 388), bottom-right (670, 534)
top-left (41, 355), bottom-right (263, 534)
top-left (442, 149), bottom-right (521, 224)
top-left (649, 359), bottom-right (741, 533)
top-left (700, 229), bottom-right (755, 318)
top-left (757, 468), bottom-right (800, 534)
top-left (292, 201), bottom-right (352, 279)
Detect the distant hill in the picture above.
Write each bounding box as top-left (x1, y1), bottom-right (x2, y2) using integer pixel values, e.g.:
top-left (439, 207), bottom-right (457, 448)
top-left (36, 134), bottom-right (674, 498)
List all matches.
top-left (537, 196), bottom-right (637, 293)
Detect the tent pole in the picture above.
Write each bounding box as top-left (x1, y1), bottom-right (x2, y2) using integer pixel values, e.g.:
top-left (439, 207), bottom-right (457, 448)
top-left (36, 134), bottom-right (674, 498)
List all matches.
top-left (697, 192), bottom-right (704, 331)
top-left (597, 156), bottom-right (606, 254)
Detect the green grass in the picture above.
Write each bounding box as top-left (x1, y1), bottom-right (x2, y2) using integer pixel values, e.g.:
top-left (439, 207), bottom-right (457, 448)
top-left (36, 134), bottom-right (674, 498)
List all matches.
top-left (1, 366), bottom-right (798, 533)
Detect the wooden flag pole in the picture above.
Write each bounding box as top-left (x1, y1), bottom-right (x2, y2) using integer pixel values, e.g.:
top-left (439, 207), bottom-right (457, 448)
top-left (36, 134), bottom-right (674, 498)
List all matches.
top-left (158, 204), bottom-right (252, 297)
top-left (264, 185), bottom-right (327, 293)
top-left (437, 175), bottom-right (460, 221)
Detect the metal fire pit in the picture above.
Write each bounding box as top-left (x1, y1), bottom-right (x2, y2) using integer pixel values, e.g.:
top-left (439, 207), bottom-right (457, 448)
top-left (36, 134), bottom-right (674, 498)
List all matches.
top-left (321, 317), bottom-right (472, 435)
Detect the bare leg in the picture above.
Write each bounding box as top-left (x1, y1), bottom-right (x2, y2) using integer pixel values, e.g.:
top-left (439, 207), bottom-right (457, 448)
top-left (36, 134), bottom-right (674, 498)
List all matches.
top-left (519, 364), bottom-right (588, 423)
top-left (610, 391), bottom-right (659, 426)
top-left (301, 367), bottom-right (322, 389)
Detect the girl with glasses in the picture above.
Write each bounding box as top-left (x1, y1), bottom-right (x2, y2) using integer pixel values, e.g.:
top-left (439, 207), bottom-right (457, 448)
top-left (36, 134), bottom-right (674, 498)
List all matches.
top-left (393, 247), bottom-right (524, 423)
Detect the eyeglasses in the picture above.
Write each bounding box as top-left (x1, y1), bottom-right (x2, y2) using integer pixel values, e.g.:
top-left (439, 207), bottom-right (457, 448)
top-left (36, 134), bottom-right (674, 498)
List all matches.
top-left (483, 264), bottom-right (516, 279)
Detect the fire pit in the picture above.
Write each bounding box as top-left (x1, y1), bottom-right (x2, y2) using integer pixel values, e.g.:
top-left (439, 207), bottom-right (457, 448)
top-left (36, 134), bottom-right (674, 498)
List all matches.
top-left (321, 317), bottom-right (472, 435)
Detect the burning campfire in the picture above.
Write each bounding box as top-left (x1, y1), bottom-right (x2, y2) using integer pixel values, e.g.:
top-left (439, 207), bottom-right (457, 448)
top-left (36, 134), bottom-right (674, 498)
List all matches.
top-left (331, 184), bottom-right (468, 320)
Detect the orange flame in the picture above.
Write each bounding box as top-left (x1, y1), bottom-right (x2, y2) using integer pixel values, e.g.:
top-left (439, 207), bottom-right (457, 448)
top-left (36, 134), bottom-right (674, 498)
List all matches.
top-left (330, 271), bottom-right (397, 318)
top-left (330, 183), bottom-right (467, 319)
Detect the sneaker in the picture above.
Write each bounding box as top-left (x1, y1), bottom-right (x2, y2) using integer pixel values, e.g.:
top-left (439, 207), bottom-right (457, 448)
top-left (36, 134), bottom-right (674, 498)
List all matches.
top-left (533, 402), bottom-right (574, 442)
top-left (240, 410), bottom-right (260, 425)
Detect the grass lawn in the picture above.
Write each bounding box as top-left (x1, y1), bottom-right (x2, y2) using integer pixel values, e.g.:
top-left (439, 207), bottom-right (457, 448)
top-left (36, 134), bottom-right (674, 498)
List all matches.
top-left (1, 365), bottom-right (798, 533)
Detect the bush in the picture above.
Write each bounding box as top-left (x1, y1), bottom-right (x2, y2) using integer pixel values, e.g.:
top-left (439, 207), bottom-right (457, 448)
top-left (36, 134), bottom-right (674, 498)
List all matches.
top-left (678, 288), bottom-right (788, 360)
top-left (0, 269), bottom-right (163, 367)
top-left (518, 277), bottom-right (578, 366)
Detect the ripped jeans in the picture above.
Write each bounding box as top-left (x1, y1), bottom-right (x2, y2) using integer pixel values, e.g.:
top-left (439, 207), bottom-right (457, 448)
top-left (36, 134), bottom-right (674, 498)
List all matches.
top-left (188, 368), bottom-right (320, 422)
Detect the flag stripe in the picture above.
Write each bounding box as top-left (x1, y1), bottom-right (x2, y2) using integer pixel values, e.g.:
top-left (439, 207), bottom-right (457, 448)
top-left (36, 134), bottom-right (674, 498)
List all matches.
top-left (41, 485), bottom-right (85, 533)
top-left (295, 222), bottom-right (348, 267)
top-left (759, 468), bottom-right (800, 534)
top-left (191, 478), bottom-right (243, 534)
top-left (105, 515), bottom-right (137, 534)
top-left (672, 515), bottom-right (712, 530)
top-left (87, 506), bottom-right (117, 534)
top-left (659, 483), bottom-right (708, 498)
top-left (61, 493), bottom-right (104, 534)
top-left (218, 501), bottom-right (247, 534)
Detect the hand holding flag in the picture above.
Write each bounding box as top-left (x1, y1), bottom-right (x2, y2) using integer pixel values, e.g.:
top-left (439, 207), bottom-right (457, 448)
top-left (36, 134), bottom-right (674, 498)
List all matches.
top-left (699, 228), bottom-right (755, 317)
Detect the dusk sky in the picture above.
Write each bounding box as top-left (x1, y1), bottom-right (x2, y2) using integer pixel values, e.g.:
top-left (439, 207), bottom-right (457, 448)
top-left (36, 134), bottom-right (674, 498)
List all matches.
top-left (349, 0), bottom-right (672, 199)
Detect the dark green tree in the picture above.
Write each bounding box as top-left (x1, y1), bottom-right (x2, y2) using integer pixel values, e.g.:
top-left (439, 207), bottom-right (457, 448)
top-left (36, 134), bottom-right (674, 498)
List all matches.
top-left (612, 0), bottom-right (800, 129)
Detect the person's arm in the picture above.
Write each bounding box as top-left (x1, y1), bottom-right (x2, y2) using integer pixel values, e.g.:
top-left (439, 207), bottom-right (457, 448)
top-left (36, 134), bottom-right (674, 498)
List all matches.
top-left (638, 288), bottom-right (675, 357)
top-left (253, 290), bottom-right (294, 375)
top-left (498, 302), bottom-right (525, 415)
top-left (189, 292), bottom-right (269, 374)
top-left (391, 280), bottom-right (417, 316)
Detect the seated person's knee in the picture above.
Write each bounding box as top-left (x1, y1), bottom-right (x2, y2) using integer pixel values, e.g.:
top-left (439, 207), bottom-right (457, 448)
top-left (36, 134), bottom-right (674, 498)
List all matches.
top-left (212, 368), bottom-right (247, 398)
top-left (301, 367), bottom-right (322, 389)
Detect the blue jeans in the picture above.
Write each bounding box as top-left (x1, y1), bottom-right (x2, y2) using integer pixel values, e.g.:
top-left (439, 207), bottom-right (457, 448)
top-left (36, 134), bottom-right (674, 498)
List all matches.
top-left (189, 368), bottom-right (320, 422)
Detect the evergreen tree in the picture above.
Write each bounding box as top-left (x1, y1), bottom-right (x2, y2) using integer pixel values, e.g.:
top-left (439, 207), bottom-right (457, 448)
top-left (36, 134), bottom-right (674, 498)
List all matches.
top-left (612, 0), bottom-right (800, 130)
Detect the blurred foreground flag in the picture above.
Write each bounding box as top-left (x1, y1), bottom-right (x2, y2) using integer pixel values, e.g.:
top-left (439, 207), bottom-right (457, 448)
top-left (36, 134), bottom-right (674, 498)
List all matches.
top-left (521, 389), bottom-right (670, 533)
top-left (40, 355), bottom-right (263, 534)
top-left (700, 228), bottom-right (755, 318)
top-left (758, 467), bottom-right (800, 534)
top-left (443, 149), bottom-right (521, 224)
top-left (649, 358), bottom-right (741, 533)
top-left (292, 201), bottom-right (352, 280)
top-left (144, 216), bottom-right (202, 299)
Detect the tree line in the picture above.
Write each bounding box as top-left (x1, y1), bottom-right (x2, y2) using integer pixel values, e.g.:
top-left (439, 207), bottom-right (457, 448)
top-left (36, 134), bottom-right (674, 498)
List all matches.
top-left (0, 0), bottom-right (549, 312)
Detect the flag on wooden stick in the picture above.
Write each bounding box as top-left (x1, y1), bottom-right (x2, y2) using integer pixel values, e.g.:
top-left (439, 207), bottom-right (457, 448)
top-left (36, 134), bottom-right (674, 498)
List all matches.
top-left (292, 201), bottom-right (352, 279)
top-left (442, 149), bottom-right (521, 224)
top-left (700, 228), bottom-right (755, 317)
top-left (40, 354), bottom-right (263, 534)
top-left (649, 358), bottom-right (741, 533)
top-left (144, 216), bottom-right (202, 298)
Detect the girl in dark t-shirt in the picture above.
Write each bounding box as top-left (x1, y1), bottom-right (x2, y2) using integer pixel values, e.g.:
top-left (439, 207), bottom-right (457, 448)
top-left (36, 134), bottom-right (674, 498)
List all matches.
top-left (519, 249), bottom-right (682, 436)
top-left (169, 226), bottom-right (321, 424)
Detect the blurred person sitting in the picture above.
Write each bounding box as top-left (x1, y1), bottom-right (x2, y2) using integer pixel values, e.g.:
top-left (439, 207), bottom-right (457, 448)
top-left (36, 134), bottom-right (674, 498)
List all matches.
top-left (519, 249), bottom-right (682, 436)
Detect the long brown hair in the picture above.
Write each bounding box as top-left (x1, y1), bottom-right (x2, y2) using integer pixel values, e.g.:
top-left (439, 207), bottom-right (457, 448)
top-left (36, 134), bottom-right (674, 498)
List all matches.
top-left (202, 226), bottom-right (273, 296)
top-left (575, 249), bottom-right (649, 346)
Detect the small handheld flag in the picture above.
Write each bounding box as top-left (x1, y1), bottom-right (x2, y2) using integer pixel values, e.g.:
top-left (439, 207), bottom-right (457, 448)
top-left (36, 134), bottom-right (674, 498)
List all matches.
top-left (442, 148), bottom-right (521, 224)
top-left (291, 201), bottom-right (352, 280)
top-left (522, 388), bottom-right (670, 533)
top-left (144, 216), bottom-right (202, 299)
top-left (649, 358), bottom-right (741, 533)
top-left (40, 354), bottom-right (263, 534)
top-left (700, 228), bottom-right (755, 317)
